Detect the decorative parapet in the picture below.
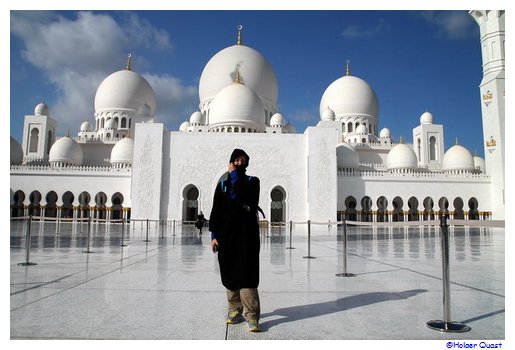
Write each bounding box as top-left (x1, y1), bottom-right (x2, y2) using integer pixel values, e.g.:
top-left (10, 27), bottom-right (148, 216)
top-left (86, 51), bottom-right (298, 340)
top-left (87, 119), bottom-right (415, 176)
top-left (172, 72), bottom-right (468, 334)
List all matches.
top-left (10, 163), bottom-right (131, 175)
top-left (337, 167), bottom-right (490, 180)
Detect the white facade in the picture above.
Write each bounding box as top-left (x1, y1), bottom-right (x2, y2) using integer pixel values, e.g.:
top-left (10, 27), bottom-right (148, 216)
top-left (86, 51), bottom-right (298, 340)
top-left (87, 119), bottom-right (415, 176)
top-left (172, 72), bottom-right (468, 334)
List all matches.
top-left (10, 11), bottom-right (505, 223)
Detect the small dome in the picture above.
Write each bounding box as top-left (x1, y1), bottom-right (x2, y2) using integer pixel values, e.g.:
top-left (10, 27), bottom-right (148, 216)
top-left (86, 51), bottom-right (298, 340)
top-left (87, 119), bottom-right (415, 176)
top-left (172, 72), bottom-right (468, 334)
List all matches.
top-left (34, 102), bottom-right (49, 116)
top-left (111, 137), bottom-right (134, 165)
top-left (379, 127), bottom-right (391, 138)
top-left (49, 136), bottom-right (83, 165)
top-left (105, 119), bottom-right (117, 129)
top-left (208, 83), bottom-right (265, 132)
top-left (80, 121), bottom-right (92, 132)
top-left (189, 111), bottom-right (205, 125)
top-left (10, 137), bottom-right (23, 164)
top-left (420, 111), bottom-right (434, 125)
top-left (270, 113), bottom-right (285, 127)
top-left (473, 156), bottom-right (486, 173)
top-left (321, 107), bottom-right (335, 121)
top-left (442, 144), bottom-right (474, 171)
top-left (387, 143), bottom-right (417, 170)
top-left (355, 124), bottom-right (367, 135)
top-left (179, 121), bottom-right (191, 132)
top-left (336, 143), bottom-right (360, 169)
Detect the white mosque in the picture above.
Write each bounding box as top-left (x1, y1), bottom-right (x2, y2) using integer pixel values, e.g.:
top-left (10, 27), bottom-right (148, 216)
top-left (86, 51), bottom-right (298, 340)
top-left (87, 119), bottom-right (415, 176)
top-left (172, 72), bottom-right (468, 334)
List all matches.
top-left (10, 11), bottom-right (505, 225)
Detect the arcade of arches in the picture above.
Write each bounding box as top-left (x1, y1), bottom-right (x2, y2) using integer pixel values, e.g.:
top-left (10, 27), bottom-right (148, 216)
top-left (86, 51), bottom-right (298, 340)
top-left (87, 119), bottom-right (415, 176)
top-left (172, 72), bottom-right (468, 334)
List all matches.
top-left (340, 195), bottom-right (490, 222)
top-left (11, 190), bottom-right (129, 220)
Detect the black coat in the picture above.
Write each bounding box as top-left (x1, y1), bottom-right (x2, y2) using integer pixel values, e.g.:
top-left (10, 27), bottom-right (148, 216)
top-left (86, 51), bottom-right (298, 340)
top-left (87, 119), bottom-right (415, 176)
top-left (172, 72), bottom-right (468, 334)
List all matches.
top-left (209, 174), bottom-right (260, 290)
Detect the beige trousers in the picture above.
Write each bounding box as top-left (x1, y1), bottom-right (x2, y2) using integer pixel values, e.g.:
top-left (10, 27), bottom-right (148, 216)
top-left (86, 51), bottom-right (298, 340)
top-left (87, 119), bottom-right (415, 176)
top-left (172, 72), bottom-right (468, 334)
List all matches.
top-left (226, 288), bottom-right (260, 322)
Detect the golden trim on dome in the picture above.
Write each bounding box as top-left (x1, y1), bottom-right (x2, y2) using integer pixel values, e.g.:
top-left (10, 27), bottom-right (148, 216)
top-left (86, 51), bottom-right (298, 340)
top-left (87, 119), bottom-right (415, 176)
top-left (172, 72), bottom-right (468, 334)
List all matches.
top-left (237, 25), bottom-right (243, 45)
top-left (234, 69), bottom-right (243, 84)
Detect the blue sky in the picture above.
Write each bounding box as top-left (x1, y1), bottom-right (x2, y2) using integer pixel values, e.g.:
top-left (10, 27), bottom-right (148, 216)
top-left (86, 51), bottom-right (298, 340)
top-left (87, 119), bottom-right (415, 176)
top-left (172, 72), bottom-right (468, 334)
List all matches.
top-left (9, 8), bottom-right (488, 156)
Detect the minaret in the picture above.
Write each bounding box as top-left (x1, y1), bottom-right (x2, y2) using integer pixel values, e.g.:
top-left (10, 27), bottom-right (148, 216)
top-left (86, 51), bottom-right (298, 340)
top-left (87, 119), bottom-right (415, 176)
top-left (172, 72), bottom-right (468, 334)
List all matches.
top-left (469, 10), bottom-right (505, 220)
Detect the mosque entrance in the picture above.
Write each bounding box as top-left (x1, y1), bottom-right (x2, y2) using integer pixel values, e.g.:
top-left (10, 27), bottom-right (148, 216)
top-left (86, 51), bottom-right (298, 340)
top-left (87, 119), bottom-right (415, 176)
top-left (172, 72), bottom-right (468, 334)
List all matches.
top-left (270, 187), bottom-right (286, 223)
top-left (183, 185), bottom-right (199, 222)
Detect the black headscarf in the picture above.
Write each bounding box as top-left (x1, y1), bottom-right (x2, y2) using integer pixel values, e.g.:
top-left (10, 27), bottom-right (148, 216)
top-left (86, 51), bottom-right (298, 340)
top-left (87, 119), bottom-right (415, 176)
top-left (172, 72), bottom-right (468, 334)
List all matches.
top-left (229, 148), bottom-right (250, 169)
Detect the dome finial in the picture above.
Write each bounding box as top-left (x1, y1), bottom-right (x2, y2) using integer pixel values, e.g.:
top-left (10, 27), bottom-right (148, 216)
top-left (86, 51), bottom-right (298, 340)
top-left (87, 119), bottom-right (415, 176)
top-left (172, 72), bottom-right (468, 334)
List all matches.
top-left (235, 69), bottom-right (242, 84)
top-left (346, 59), bottom-right (351, 76)
top-left (455, 137), bottom-right (459, 145)
top-left (237, 25), bottom-right (243, 45)
top-left (126, 53), bottom-right (132, 70)
top-left (399, 135), bottom-right (404, 144)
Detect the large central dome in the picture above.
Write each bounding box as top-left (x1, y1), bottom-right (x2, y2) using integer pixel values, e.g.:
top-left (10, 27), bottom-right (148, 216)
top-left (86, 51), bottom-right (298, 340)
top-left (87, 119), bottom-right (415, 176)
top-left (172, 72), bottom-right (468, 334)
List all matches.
top-left (199, 44), bottom-right (278, 107)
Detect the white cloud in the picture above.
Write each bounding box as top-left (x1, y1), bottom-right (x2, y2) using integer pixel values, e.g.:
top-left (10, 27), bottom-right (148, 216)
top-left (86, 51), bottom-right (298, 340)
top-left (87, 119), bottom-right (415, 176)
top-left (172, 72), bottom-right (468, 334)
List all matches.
top-left (11, 10), bottom-right (195, 135)
top-left (420, 10), bottom-right (476, 40)
top-left (145, 73), bottom-right (198, 129)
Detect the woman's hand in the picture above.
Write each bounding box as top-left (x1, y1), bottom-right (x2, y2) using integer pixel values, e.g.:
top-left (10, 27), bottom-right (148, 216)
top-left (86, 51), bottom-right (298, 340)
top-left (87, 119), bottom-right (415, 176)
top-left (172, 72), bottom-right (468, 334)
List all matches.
top-left (227, 162), bottom-right (237, 173)
top-left (211, 239), bottom-right (219, 253)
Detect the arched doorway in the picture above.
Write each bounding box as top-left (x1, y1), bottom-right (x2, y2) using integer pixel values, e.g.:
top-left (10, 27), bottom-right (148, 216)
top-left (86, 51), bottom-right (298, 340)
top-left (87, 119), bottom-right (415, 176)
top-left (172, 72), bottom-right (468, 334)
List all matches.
top-left (392, 196), bottom-right (404, 222)
top-left (438, 197), bottom-right (449, 218)
top-left (468, 197), bottom-right (479, 220)
top-left (61, 191), bottom-right (74, 218)
top-left (270, 186), bottom-right (286, 223)
top-left (12, 190), bottom-right (25, 217)
top-left (95, 192), bottom-right (107, 220)
top-left (344, 196), bottom-right (357, 221)
top-left (376, 196), bottom-right (388, 222)
top-left (45, 191), bottom-right (58, 217)
top-left (453, 197), bottom-right (464, 219)
top-left (183, 185), bottom-right (199, 222)
top-left (28, 191), bottom-right (42, 217)
top-left (78, 192), bottom-right (91, 218)
top-left (408, 197), bottom-right (419, 221)
top-left (361, 196), bottom-right (372, 222)
top-left (111, 192), bottom-right (124, 220)
top-left (423, 197), bottom-right (434, 220)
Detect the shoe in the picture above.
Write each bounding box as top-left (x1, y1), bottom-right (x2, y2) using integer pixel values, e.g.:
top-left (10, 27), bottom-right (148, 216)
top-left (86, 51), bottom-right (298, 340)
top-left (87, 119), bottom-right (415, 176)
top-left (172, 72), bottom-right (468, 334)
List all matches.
top-left (226, 310), bottom-right (243, 324)
top-left (247, 320), bottom-right (261, 332)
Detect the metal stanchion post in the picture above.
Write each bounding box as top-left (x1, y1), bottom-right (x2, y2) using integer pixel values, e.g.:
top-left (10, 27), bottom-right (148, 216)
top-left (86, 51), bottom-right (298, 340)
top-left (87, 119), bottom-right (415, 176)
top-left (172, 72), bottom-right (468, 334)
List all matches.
top-left (120, 218), bottom-right (127, 247)
top-left (427, 215), bottom-right (470, 332)
top-left (286, 220), bottom-right (295, 249)
top-left (303, 220), bottom-right (315, 259)
top-left (144, 219), bottom-right (151, 242)
top-left (18, 216), bottom-right (37, 266)
top-left (172, 220), bottom-right (176, 236)
top-left (336, 219), bottom-right (355, 277)
top-left (83, 217), bottom-right (94, 253)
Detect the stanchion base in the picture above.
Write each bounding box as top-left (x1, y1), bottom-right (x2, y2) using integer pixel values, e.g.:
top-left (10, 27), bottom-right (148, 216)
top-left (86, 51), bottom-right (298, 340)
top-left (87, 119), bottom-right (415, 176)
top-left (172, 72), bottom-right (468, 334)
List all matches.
top-left (120, 244), bottom-right (128, 247)
top-left (18, 262), bottom-right (37, 266)
top-left (303, 256), bottom-right (316, 259)
top-left (82, 251), bottom-right (95, 254)
top-left (426, 320), bottom-right (471, 333)
top-left (335, 273), bottom-right (356, 277)
top-left (143, 240), bottom-right (151, 243)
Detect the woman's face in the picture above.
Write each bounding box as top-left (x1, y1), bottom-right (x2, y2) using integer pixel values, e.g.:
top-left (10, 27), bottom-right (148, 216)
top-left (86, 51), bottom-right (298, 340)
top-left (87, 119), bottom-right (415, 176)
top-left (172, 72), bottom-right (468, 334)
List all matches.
top-left (233, 155), bottom-right (247, 168)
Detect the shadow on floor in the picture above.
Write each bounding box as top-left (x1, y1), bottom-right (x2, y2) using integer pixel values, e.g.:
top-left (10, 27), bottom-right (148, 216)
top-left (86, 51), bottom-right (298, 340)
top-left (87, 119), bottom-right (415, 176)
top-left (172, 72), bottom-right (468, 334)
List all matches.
top-left (260, 289), bottom-right (427, 331)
